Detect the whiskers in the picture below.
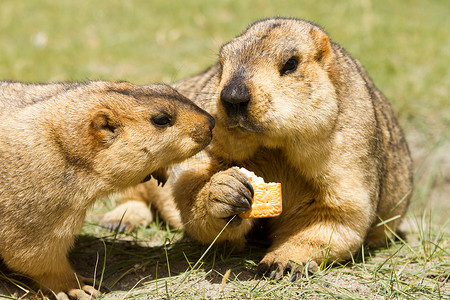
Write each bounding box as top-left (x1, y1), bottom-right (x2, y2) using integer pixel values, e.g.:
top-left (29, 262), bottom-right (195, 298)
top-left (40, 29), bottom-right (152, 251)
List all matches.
top-left (176, 88), bottom-right (218, 97)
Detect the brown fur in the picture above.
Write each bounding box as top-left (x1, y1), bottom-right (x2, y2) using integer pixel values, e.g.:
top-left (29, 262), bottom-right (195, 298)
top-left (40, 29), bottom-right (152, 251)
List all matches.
top-left (0, 80), bottom-right (214, 298)
top-left (105, 18), bottom-right (413, 278)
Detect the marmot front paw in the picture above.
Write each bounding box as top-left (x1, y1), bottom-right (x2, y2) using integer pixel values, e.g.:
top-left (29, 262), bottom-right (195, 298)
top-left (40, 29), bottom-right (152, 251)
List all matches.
top-left (207, 168), bottom-right (254, 226)
top-left (256, 249), bottom-right (319, 281)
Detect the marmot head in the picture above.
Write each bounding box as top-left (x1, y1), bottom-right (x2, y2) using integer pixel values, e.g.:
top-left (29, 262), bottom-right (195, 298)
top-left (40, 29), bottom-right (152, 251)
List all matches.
top-left (216, 18), bottom-right (339, 148)
top-left (53, 81), bottom-right (214, 187)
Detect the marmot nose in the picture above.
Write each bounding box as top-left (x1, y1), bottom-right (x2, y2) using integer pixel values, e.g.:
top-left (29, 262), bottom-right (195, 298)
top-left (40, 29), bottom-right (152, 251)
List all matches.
top-left (191, 113), bottom-right (215, 146)
top-left (220, 81), bottom-right (251, 115)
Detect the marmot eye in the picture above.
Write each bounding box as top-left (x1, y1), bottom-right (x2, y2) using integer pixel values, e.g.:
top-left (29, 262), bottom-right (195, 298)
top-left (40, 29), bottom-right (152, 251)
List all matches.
top-left (151, 114), bottom-right (172, 128)
top-left (280, 57), bottom-right (298, 75)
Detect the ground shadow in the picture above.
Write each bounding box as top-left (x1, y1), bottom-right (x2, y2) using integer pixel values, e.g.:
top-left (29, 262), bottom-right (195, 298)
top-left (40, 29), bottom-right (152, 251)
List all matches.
top-left (0, 232), bottom-right (268, 298)
top-left (70, 234), bottom-right (269, 290)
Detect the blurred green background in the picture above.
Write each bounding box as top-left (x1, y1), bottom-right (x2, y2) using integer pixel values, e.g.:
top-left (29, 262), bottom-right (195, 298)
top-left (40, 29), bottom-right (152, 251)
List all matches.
top-left (1, 0), bottom-right (448, 142)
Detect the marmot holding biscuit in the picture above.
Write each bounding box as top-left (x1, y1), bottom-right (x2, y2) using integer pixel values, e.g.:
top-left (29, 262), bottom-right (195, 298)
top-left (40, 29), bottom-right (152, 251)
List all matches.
top-left (0, 81), bottom-right (214, 298)
top-left (105, 17), bottom-right (413, 280)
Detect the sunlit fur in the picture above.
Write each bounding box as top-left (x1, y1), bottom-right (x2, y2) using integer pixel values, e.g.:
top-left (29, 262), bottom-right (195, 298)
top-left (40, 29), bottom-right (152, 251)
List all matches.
top-left (0, 80), bottom-right (213, 297)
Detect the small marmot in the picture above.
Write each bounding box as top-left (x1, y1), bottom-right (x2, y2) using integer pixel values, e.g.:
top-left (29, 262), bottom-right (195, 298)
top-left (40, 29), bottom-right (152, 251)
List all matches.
top-left (0, 80), bottom-right (214, 298)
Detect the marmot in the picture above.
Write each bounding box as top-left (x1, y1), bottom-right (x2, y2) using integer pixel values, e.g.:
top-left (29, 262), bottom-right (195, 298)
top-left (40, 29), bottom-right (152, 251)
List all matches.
top-left (0, 80), bottom-right (214, 298)
top-left (104, 17), bottom-right (413, 279)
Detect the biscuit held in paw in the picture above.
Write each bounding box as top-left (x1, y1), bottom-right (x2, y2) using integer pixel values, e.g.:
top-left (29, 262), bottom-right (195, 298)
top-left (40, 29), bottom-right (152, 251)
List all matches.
top-left (235, 167), bottom-right (282, 219)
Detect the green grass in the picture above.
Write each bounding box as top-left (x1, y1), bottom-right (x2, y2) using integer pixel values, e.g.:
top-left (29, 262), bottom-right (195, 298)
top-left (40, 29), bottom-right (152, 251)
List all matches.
top-left (58, 208), bottom-right (450, 299)
top-left (87, 201), bottom-right (448, 299)
top-left (0, 0), bottom-right (449, 299)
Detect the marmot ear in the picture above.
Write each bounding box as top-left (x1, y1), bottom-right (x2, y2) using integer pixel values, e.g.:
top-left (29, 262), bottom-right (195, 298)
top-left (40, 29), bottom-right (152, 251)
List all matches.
top-left (91, 109), bottom-right (120, 141)
top-left (310, 28), bottom-right (333, 69)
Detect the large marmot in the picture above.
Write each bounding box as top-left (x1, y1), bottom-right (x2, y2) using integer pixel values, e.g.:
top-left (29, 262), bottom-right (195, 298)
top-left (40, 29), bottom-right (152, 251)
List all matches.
top-left (0, 81), bottom-right (214, 298)
top-left (104, 17), bottom-right (413, 279)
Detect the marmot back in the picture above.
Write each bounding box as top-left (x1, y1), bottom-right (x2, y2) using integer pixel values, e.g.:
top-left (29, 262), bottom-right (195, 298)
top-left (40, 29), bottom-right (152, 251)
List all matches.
top-left (0, 80), bottom-right (214, 298)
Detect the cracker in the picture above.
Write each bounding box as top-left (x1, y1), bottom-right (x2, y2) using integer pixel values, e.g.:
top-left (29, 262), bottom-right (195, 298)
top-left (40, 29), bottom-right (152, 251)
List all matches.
top-left (234, 167), bottom-right (282, 219)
